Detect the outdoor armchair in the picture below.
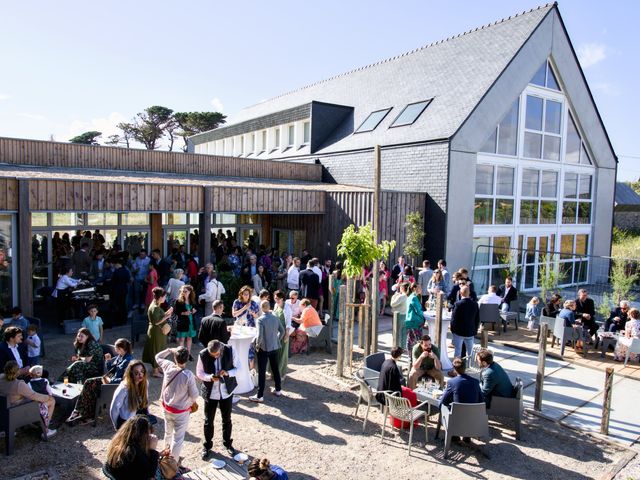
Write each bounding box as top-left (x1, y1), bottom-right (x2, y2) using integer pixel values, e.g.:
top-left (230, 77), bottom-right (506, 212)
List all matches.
top-left (438, 402), bottom-right (489, 458)
top-left (0, 395), bottom-right (47, 455)
top-left (486, 377), bottom-right (524, 440)
top-left (479, 303), bottom-right (501, 334)
top-left (353, 371), bottom-right (389, 433)
top-left (380, 391), bottom-right (429, 455)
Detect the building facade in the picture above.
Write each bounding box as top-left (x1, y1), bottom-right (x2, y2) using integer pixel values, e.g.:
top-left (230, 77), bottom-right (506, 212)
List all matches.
top-left (189, 3), bottom-right (617, 292)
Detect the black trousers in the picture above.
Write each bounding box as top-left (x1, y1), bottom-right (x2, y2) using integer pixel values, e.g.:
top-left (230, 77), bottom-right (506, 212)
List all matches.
top-left (203, 395), bottom-right (233, 450)
top-left (257, 349), bottom-right (281, 398)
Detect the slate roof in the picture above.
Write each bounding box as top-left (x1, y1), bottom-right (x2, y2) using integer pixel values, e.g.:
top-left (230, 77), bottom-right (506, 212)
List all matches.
top-left (615, 182), bottom-right (640, 207)
top-left (191, 3), bottom-right (556, 156)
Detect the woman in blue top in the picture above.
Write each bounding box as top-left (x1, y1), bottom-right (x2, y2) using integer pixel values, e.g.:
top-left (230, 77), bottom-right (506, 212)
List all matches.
top-left (405, 282), bottom-right (425, 353)
top-left (558, 299), bottom-right (589, 349)
top-left (248, 458), bottom-right (289, 480)
top-left (67, 338), bottom-right (133, 424)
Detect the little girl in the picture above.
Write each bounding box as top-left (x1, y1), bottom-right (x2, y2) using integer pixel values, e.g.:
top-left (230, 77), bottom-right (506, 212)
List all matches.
top-left (526, 297), bottom-right (542, 331)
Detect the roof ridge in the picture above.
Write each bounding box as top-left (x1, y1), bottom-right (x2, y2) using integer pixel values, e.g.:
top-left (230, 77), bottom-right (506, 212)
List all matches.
top-left (240, 2), bottom-right (557, 112)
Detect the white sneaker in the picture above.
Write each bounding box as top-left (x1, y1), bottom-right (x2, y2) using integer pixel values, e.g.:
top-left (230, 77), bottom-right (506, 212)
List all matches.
top-left (273, 390), bottom-right (283, 397)
top-left (249, 395), bottom-right (264, 403)
top-left (42, 429), bottom-right (57, 440)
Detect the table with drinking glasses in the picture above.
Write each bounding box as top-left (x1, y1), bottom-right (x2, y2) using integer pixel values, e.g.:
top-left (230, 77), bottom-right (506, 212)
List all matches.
top-left (423, 309), bottom-right (453, 371)
top-left (227, 325), bottom-right (257, 394)
top-left (595, 329), bottom-right (620, 358)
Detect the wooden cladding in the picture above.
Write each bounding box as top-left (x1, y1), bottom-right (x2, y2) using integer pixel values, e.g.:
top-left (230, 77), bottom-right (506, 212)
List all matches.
top-left (0, 136), bottom-right (322, 182)
top-left (25, 179), bottom-right (325, 214)
top-left (209, 187), bottom-right (324, 214)
top-left (0, 178), bottom-right (18, 210)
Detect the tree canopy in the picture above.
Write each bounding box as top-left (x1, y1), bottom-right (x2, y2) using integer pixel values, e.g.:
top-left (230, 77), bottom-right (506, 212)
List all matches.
top-left (69, 131), bottom-right (102, 145)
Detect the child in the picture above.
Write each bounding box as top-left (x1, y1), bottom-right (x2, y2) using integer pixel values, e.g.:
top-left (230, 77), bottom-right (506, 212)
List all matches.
top-left (82, 304), bottom-right (104, 342)
top-left (25, 324), bottom-right (42, 366)
top-left (29, 365), bottom-right (56, 437)
top-left (526, 297), bottom-right (542, 331)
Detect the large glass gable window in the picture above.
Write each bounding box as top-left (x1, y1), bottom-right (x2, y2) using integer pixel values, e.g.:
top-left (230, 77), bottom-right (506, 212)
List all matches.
top-left (530, 61), bottom-right (560, 91)
top-left (355, 108), bottom-right (391, 133)
top-left (390, 100), bottom-right (431, 127)
top-left (480, 98), bottom-right (519, 156)
top-left (565, 113), bottom-right (592, 165)
top-left (524, 95), bottom-right (562, 161)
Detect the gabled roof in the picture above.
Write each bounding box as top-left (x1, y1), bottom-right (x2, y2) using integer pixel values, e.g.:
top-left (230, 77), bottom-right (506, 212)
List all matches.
top-left (192, 3), bottom-right (556, 155)
top-left (615, 182), bottom-right (640, 207)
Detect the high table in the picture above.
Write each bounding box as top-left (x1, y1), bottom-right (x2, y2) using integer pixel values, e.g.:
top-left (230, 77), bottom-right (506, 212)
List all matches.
top-left (423, 311), bottom-right (453, 371)
top-left (228, 326), bottom-right (257, 394)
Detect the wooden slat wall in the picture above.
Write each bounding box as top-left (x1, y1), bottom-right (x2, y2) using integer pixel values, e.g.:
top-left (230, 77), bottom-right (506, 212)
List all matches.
top-left (209, 187), bottom-right (324, 214)
top-left (0, 136), bottom-right (322, 182)
top-left (0, 178), bottom-right (19, 210)
top-left (273, 191), bottom-right (426, 263)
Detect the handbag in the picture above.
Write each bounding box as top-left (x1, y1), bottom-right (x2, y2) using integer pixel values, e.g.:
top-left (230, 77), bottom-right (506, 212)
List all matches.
top-left (190, 401), bottom-right (199, 413)
top-left (161, 322), bottom-right (171, 336)
top-left (159, 454), bottom-right (178, 479)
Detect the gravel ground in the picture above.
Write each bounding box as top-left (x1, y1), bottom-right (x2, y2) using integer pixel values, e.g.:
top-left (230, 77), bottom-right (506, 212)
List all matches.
top-left (0, 327), bottom-right (635, 480)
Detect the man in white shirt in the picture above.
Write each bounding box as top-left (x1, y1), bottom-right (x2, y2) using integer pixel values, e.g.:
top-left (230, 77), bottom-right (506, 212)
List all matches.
top-left (478, 285), bottom-right (502, 305)
top-left (287, 257), bottom-right (301, 291)
top-left (198, 271), bottom-right (226, 317)
top-left (0, 326), bottom-right (31, 378)
top-left (196, 340), bottom-right (239, 460)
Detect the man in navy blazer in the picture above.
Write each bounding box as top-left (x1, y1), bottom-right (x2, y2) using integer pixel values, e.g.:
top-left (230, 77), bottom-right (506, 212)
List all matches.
top-left (450, 286), bottom-right (480, 359)
top-left (439, 357), bottom-right (484, 443)
top-left (497, 276), bottom-right (518, 312)
top-left (0, 326), bottom-right (30, 377)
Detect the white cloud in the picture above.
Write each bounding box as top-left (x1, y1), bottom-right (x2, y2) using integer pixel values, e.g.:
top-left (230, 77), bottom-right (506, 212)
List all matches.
top-left (0, 93), bottom-right (10, 101)
top-left (577, 43), bottom-right (606, 68)
top-left (592, 82), bottom-right (620, 96)
top-left (61, 111), bottom-right (128, 143)
top-left (18, 113), bottom-right (46, 121)
top-left (210, 97), bottom-right (225, 112)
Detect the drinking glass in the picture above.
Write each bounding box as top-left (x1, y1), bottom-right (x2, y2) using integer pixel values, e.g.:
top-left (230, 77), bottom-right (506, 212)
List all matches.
top-left (63, 377), bottom-right (69, 386)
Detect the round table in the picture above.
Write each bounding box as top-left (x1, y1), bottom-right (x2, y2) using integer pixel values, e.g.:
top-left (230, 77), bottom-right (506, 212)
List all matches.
top-left (228, 326), bottom-right (257, 394)
top-left (423, 311), bottom-right (453, 371)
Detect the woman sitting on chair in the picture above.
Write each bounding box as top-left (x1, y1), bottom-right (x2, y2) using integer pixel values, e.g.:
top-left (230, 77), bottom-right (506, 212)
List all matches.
top-left (67, 338), bottom-right (133, 424)
top-left (289, 299), bottom-right (322, 354)
top-left (109, 360), bottom-right (152, 429)
top-left (58, 328), bottom-right (103, 384)
top-left (614, 308), bottom-right (640, 362)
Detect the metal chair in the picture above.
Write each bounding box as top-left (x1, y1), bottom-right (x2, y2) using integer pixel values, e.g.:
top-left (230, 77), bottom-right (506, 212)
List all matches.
top-left (438, 402), bottom-right (489, 458)
top-left (479, 303), bottom-right (501, 334)
top-left (93, 383), bottom-right (119, 427)
top-left (500, 299), bottom-right (520, 331)
top-left (100, 344), bottom-right (117, 375)
top-left (536, 315), bottom-right (556, 343)
top-left (486, 377), bottom-right (524, 440)
top-left (381, 392), bottom-right (429, 455)
top-left (308, 314), bottom-right (332, 354)
top-left (353, 371), bottom-right (388, 433)
top-left (363, 352), bottom-right (386, 386)
top-left (0, 395), bottom-right (46, 455)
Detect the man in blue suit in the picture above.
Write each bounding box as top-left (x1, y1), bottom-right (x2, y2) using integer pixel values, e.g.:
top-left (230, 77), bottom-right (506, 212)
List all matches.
top-left (439, 357), bottom-right (484, 443)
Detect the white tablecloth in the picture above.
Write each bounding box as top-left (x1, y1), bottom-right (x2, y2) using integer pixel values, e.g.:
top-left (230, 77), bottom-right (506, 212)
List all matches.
top-left (228, 326), bottom-right (257, 394)
top-left (423, 311), bottom-right (453, 371)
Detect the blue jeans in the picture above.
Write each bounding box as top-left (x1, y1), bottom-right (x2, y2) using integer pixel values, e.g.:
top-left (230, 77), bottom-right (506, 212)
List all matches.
top-left (452, 333), bottom-right (475, 359)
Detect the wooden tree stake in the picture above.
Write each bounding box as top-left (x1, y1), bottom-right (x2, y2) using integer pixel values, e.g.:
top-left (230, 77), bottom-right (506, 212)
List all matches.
top-left (534, 323), bottom-right (548, 411)
top-left (601, 367), bottom-right (614, 435)
top-left (336, 284), bottom-right (347, 377)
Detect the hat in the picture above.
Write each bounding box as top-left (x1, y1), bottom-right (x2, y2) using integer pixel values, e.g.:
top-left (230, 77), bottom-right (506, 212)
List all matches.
top-left (29, 365), bottom-right (43, 376)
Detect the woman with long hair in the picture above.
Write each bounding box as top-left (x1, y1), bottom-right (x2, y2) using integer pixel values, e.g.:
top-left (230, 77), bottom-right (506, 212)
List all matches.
top-left (427, 270), bottom-right (445, 299)
top-left (272, 290), bottom-right (291, 380)
top-left (104, 415), bottom-right (161, 480)
top-left (247, 457), bottom-right (289, 479)
top-left (67, 338), bottom-right (133, 424)
top-left (405, 282), bottom-right (424, 353)
top-left (142, 287), bottom-right (174, 378)
top-left (58, 327), bottom-right (103, 384)
top-left (232, 285), bottom-right (261, 368)
top-left (252, 264), bottom-right (268, 293)
top-left (109, 360), bottom-right (152, 429)
top-left (174, 284), bottom-right (197, 360)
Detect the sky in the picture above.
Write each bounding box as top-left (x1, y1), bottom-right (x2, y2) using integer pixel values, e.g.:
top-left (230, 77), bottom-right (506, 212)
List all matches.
top-left (0, 0), bottom-right (638, 180)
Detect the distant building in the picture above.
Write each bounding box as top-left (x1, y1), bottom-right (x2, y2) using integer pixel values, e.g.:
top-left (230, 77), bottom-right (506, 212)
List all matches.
top-left (190, 3), bottom-right (617, 292)
top-left (614, 182), bottom-right (640, 231)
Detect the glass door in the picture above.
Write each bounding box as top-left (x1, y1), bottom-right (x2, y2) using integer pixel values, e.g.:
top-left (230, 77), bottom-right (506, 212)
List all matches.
top-left (272, 229), bottom-right (292, 255)
top-left (521, 234), bottom-right (555, 290)
top-left (240, 227), bottom-right (260, 252)
top-left (164, 229), bottom-right (187, 257)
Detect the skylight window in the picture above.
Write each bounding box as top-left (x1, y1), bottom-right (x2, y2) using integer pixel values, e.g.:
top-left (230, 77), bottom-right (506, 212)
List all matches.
top-left (390, 100), bottom-right (432, 127)
top-left (355, 108), bottom-right (391, 133)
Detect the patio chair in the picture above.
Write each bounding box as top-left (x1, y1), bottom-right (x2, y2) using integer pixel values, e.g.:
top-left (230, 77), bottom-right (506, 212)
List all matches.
top-left (464, 345), bottom-right (491, 379)
top-left (500, 299), bottom-right (520, 332)
top-left (479, 303), bottom-right (501, 334)
top-left (381, 392), bottom-right (429, 455)
top-left (622, 338), bottom-right (640, 367)
top-left (353, 371), bottom-right (389, 433)
top-left (100, 344), bottom-right (117, 375)
top-left (486, 377), bottom-right (524, 440)
top-left (536, 315), bottom-right (556, 343)
top-left (363, 352), bottom-right (386, 387)
top-left (0, 395), bottom-right (47, 455)
top-left (438, 402), bottom-right (489, 458)
top-left (551, 318), bottom-right (578, 357)
top-left (93, 383), bottom-right (119, 427)
top-left (308, 314), bottom-right (332, 354)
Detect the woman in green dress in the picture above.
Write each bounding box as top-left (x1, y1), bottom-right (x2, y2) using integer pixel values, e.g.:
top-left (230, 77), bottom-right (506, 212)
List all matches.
top-left (142, 287), bottom-right (174, 378)
top-left (59, 328), bottom-right (104, 384)
top-left (272, 290), bottom-right (290, 380)
top-left (174, 284), bottom-right (197, 361)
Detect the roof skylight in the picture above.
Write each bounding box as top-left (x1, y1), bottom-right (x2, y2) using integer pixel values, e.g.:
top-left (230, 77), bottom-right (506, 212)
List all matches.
top-left (355, 108), bottom-right (392, 133)
top-left (389, 100), bottom-right (432, 127)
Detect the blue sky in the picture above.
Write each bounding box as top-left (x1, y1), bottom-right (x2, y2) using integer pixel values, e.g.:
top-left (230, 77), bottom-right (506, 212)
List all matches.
top-left (0, 0), bottom-right (638, 180)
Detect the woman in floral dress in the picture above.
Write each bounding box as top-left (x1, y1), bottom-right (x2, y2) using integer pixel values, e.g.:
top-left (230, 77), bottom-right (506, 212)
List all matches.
top-left (58, 328), bottom-right (104, 384)
top-left (614, 307), bottom-right (640, 362)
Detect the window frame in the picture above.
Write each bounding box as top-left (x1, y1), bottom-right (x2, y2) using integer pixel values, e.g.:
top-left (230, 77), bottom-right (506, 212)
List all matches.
top-left (474, 163), bottom-right (515, 226)
top-left (389, 99), bottom-right (432, 128)
top-left (354, 108), bottom-right (392, 134)
top-left (522, 93), bottom-right (563, 162)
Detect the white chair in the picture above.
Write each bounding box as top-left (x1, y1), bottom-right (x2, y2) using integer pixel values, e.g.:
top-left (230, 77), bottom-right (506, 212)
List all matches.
top-left (621, 337), bottom-right (640, 366)
top-left (486, 377), bottom-right (524, 440)
top-left (353, 371), bottom-right (388, 433)
top-left (381, 392), bottom-right (429, 455)
top-left (438, 402), bottom-right (489, 458)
